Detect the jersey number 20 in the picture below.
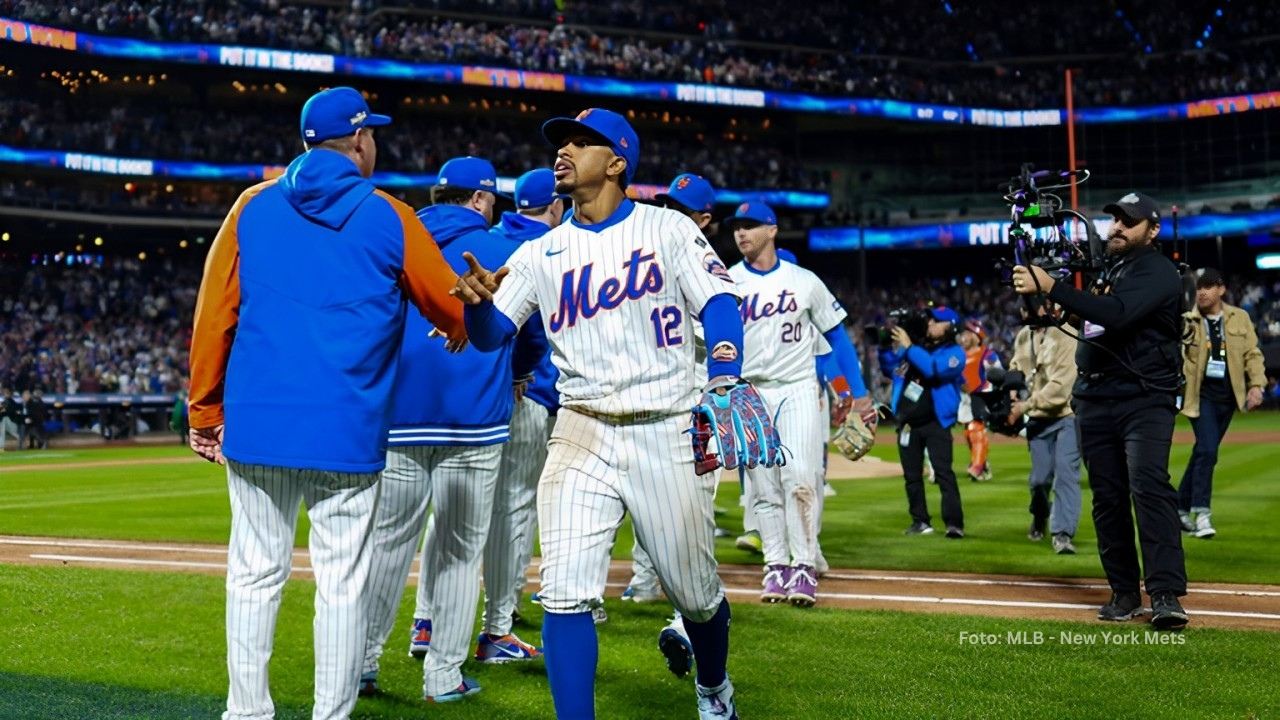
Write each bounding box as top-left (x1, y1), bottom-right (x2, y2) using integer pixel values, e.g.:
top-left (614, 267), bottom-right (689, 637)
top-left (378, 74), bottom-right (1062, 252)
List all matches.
top-left (650, 306), bottom-right (684, 348)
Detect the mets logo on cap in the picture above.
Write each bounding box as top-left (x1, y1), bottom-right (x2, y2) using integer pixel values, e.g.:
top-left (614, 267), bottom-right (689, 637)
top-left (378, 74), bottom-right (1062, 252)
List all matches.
top-left (677, 176), bottom-right (692, 190)
top-left (738, 203), bottom-right (750, 214)
top-left (576, 109), bottom-right (594, 121)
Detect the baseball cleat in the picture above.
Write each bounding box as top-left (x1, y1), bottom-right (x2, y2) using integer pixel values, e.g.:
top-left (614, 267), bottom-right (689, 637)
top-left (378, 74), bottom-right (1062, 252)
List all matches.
top-left (426, 676), bottom-right (481, 703)
top-left (358, 670), bottom-right (381, 697)
top-left (735, 530), bottom-right (763, 554)
top-left (814, 552), bottom-right (830, 578)
top-left (760, 564), bottom-right (789, 603)
top-left (823, 482), bottom-right (837, 497)
top-left (475, 632), bottom-right (542, 663)
top-left (408, 617), bottom-right (431, 658)
top-left (786, 564), bottom-right (818, 607)
top-left (696, 677), bottom-right (739, 720)
top-left (658, 624), bottom-right (694, 679)
top-left (530, 592), bottom-right (542, 605)
top-left (621, 584), bottom-right (664, 603)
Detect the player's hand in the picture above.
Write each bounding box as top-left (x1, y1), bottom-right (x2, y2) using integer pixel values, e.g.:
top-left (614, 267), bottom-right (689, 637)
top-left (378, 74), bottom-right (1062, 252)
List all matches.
top-left (830, 394), bottom-right (854, 428)
top-left (852, 395), bottom-right (877, 426)
top-left (890, 326), bottom-right (912, 349)
top-left (1012, 264), bottom-right (1054, 295)
top-left (450, 251), bottom-right (509, 304)
top-left (428, 327), bottom-right (468, 353)
top-left (189, 424), bottom-right (225, 465)
top-left (1246, 386), bottom-right (1263, 410)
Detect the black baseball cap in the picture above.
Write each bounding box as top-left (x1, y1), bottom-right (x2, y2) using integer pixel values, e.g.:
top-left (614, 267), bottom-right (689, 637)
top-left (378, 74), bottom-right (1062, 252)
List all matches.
top-left (1195, 268), bottom-right (1225, 288)
top-left (1103, 192), bottom-right (1161, 224)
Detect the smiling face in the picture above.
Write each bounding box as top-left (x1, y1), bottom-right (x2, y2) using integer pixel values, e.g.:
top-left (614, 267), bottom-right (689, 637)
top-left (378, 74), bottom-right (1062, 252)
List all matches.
top-left (553, 134), bottom-right (625, 196)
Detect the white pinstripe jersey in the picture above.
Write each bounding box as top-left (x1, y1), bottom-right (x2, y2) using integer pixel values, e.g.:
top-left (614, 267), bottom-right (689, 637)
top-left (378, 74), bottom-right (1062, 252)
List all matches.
top-left (729, 259), bottom-right (846, 386)
top-left (493, 201), bottom-right (738, 416)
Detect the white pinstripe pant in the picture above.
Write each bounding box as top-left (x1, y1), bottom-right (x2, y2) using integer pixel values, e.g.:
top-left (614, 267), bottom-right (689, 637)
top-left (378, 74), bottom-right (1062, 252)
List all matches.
top-left (360, 444), bottom-right (501, 696)
top-left (746, 380), bottom-right (824, 568)
top-left (224, 461), bottom-right (381, 720)
top-left (483, 398), bottom-right (552, 636)
top-left (538, 409), bottom-right (724, 622)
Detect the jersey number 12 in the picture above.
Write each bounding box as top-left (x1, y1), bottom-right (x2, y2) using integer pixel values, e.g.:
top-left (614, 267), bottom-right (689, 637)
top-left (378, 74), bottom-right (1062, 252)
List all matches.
top-left (650, 306), bottom-right (684, 348)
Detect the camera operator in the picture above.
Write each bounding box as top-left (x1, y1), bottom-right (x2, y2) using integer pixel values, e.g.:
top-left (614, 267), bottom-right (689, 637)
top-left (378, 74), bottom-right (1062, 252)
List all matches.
top-left (878, 307), bottom-right (967, 539)
top-left (1007, 304), bottom-right (1081, 555)
top-left (1012, 191), bottom-right (1188, 631)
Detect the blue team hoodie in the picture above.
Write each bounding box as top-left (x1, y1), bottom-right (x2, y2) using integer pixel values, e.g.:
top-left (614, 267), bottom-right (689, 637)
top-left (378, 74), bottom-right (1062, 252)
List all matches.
top-left (217, 149), bottom-right (455, 472)
top-left (879, 343), bottom-right (966, 429)
top-left (490, 211), bottom-right (560, 412)
top-left (388, 205), bottom-right (524, 445)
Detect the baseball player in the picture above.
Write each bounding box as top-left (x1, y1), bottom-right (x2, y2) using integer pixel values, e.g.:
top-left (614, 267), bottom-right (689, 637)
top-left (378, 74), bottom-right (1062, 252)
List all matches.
top-left (957, 320), bottom-right (1002, 482)
top-left (358, 156), bottom-right (544, 703)
top-left (188, 87), bottom-right (465, 720)
top-left (728, 202), bottom-right (870, 607)
top-left (479, 167), bottom-right (565, 652)
top-left (453, 108), bottom-right (781, 719)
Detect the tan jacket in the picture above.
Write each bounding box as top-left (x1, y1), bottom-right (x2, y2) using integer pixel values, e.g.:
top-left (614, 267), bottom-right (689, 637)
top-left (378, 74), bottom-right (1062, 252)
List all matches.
top-left (1181, 303), bottom-right (1266, 417)
top-left (1009, 325), bottom-right (1078, 419)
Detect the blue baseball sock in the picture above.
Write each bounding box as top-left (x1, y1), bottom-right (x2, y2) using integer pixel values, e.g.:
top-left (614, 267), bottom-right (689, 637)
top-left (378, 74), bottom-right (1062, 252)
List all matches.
top-left (682, 598), bottom-right (731, 689)
top-left (543, 610), bottom-right (597, 719)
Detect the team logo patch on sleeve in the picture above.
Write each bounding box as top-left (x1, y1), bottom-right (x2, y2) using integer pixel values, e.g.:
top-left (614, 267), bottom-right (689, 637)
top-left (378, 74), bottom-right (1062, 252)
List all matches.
top-left (703, 253), bottom-right (733, 282)
top-left (948, 356), bottom-right (961, 368)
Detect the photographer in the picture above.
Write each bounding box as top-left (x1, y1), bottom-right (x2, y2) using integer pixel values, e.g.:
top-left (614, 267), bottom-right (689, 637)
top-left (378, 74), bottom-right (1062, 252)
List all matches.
top-left (1012, 191), bottom-right (1188, 631)
top-left (1008, 305), bottom-right (1081, 555)
top-left (879, 307), bottom-right (967, 539)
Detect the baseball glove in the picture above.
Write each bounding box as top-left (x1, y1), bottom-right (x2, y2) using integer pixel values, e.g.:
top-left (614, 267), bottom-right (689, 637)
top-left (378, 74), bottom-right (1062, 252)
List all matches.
top-left (688, 376), bottom-right (785, 475)
top-left (831, 407), bottom-right (877, 461)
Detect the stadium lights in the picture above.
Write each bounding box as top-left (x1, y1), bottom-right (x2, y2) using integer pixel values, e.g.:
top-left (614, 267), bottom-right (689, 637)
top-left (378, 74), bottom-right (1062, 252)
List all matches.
top-left (179, 240), bottom-right (189, 249)
top-left (93, 236), bottom-right (103, 246)
top-left (138, 252), bottom-right (147, 261)
top-left (1, 232), bottom-right (9, 242)
top-left (1257, 254), bottom-right (1280, 270)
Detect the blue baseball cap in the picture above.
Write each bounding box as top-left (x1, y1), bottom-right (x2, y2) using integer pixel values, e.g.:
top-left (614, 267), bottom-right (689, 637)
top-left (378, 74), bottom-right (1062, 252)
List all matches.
top-left (541, 108), bottom-right (640, 186)
top-left (931, 306), bottom-right (961, 324)
top-left (437, 156), bottom-right (505, 196)
top-left (776, 249), bottom-right (798, 264)
top-left (514, 168), bottom-right (565, 209)
top-left (300, 87), bottom-right (391, 143)
top-left (729, 201), bottom-right (777, 227)
top-left (655, 173), bottom-right (715, 214)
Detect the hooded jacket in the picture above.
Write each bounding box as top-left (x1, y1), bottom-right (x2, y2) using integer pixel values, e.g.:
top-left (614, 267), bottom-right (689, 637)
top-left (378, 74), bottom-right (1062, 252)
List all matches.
top-left (388, 205), bottom-right (543, 445)
top-left (490, 211), bottom-right (560, 412)
top-left (188, 148), bottom-right (463, 472)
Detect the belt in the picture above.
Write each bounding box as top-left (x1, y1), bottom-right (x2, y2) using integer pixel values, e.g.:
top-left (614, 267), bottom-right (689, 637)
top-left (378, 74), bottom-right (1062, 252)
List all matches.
top-left (569, 407), bottom-right (684, 426)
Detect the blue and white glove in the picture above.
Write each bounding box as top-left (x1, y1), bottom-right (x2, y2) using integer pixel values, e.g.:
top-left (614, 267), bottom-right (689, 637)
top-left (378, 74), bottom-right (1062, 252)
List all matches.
top-left (688, 375), bottom-right (785, 475)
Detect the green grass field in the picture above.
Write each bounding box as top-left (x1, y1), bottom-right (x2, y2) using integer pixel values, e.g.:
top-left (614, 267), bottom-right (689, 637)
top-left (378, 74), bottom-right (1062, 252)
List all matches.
top-left (2, 413), bottom-right (1279, 718)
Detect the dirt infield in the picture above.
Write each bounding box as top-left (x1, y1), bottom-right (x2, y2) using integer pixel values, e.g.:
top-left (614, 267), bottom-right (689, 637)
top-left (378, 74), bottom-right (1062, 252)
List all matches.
top-left (4, 534), bottom-right (1277, 632)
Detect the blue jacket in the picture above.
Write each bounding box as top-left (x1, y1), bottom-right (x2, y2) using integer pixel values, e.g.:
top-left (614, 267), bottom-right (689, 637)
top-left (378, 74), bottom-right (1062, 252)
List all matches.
top-left (879, 342), bottom-right (966, 429)
top-left (388, 205), bottom-right (531, 445)
top-left (189, 148), bottom-right (464, 472)
top-left (490, 211), bottom-right (559, 412)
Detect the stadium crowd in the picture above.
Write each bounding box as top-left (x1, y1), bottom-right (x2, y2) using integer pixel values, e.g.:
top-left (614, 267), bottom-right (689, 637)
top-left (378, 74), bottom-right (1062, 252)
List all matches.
top-left (4, 0), bottom-right (1277, 107)
top-left (0, 98), bottom-right (825, 191)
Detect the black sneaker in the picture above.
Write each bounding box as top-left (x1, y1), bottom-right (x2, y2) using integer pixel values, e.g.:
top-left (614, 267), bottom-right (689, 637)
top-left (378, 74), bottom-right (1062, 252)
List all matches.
top-left (945, 526), bottom-right (965, 539)
top-left (904, 521), bottom-right (934, 535)
top-left (1150, 592), bottom-right (1189, 631)
top-left (1028, 520), bottom-right (1046, 542)
top-left (1097, 592), bottom-right (1144, 621)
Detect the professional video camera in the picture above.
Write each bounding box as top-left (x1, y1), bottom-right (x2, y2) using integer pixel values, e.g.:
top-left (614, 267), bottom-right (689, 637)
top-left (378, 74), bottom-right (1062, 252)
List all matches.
top-left (972, 368), bottom-right (1027, 437)
top-left (995, 164), bottom-right (1106, 295)
top-left (865, 306), bottom-right (933, 349)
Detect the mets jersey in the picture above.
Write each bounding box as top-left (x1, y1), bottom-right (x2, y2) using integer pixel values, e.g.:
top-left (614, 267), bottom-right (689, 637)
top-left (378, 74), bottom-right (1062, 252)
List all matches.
top-left (729, 259), bottom-right (846, 386)
top-left (492, 199), bottom-right (738, 417)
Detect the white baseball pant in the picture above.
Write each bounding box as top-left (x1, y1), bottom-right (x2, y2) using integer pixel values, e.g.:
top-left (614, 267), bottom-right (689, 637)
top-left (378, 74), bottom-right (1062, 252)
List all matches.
top-left (747, 380), bottom-right (823, 568)
top-left (483, 398), bottom-right (552, 636)
top-left (537, 409), bottom-right (724, 623)
top-left (359, 444), bottom-right (500, 697)
top-left (224, 461), bottom-right (380, 720)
